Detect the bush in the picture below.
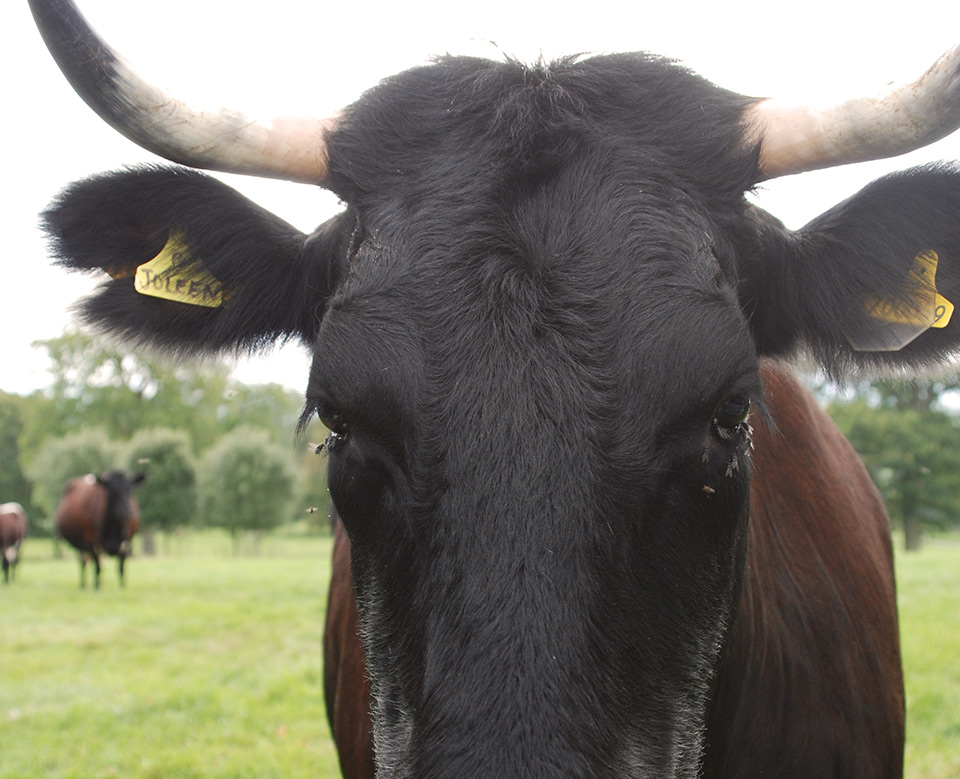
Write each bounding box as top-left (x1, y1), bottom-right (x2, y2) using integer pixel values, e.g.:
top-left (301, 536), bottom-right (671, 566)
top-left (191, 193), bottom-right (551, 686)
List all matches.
top-left (125, 428), bottom-right (197, 534)
top-left (197, 426), bottom-right (298, 552)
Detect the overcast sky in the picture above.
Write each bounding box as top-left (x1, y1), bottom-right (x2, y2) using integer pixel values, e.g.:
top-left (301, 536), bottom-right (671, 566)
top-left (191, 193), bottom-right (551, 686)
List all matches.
top-left (4, 0), bottom-right (960, 396)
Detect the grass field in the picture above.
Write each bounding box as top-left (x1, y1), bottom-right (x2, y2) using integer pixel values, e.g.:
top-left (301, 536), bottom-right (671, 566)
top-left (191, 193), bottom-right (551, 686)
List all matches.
top-left (896, 538), bottom-right (960, 779)
top-left (2, 532), bottom-right (958, 778)
top-left (1, 533), bottom-right (339, 778)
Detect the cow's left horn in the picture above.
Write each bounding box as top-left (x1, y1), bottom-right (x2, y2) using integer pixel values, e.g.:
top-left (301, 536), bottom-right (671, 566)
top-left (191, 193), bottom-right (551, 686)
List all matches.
top-left (29, 0), bottom-right (336, 185)
top-left (745, 45), bottom-right (960, 180)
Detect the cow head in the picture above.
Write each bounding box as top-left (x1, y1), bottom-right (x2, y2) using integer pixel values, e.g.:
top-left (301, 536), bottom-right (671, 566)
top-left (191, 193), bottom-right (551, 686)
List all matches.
top-left (95, 469), bottom-right (144, 555)
top-left (30, 1), bottom-right (960, 775)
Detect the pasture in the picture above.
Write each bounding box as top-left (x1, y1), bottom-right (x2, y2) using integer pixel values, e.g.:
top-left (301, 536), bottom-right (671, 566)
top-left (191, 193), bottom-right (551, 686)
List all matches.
top-left (1, 532), bottom-right (958, 778)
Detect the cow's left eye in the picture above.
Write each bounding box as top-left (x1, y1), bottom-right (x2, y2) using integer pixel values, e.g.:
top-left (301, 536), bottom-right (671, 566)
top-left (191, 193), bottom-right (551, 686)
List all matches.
top-left (315, 403), bottom-right (351, 454)
top-left (713, 395), bottom-right (751, 433)
top-left (317, 403), bottom-right (349, 436)
top-left (317, 403), bottom-right (350, 440)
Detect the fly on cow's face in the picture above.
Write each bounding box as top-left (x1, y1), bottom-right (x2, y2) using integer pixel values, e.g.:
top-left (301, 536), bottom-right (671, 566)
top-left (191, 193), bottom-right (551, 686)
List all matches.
top-left (324, 430), bottom-right (348, 454)
top-left (311, 431), bottom-right (347, 457)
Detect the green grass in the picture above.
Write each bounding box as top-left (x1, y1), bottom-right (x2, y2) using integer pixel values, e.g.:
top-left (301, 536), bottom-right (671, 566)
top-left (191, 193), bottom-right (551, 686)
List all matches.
top-left (1, 535), bottom-right (339, 778)
top-left (896, 536), bottom-right (960, 779)
top-left (1, 532), bottom-right (957, 777)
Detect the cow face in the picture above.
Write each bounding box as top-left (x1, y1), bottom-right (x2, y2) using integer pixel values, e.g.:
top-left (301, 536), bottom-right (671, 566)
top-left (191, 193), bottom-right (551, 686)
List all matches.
top-left (95, 469), bottom-right (144, 555)
top-left (30, 3), bottom-right (960, 775)
top-left (307, 126), bottom-right (762, 774)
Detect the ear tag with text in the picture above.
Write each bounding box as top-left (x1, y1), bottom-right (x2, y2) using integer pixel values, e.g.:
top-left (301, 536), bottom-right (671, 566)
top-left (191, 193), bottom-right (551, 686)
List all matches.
top-left (134, 233), bottom-right (227, 309)
top-left (848, 250), bottom-right (954, 352)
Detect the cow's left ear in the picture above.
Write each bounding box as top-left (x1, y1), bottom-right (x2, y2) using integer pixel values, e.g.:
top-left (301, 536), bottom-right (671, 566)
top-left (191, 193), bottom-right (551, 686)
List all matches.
top-left (42, 166), bottom-right (346, 355)
top-left (740, 164), bottom-right (960, 374)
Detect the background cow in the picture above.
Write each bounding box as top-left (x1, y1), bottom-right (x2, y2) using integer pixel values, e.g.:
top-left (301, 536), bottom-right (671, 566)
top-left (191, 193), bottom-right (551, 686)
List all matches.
top-left (56, 471), bottom-right (143, 589)
top-left (29, 1), bottom-right (960, 777)
top-left (0, 502), bottom-right (27, 583)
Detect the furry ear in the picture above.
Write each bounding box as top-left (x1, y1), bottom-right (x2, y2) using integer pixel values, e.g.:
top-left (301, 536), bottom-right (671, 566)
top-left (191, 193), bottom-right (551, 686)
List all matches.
top-left (740, 164), bottom-right (960, 375)
top-left (42, 166), bottom-right (346, 355)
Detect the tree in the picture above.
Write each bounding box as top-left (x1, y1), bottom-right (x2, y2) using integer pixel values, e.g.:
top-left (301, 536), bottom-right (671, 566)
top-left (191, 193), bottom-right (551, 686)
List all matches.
top-left (26, 328), bottom-right (229, 455)
top-left (218, 383), bottom-right (306, 446)
top-left (197, 427), bottom-right (298, 553)
top-left (24, 328), bottom-right (306, 460)
top-left (125, 428), bottom-right (197, 554)
top-left (27, 329), bottom-right (175, 443)
top-left (17, 327), bottom-right (310, 545)
top-left (26, 429), bottom-right (120, 534)
top-left (0, 392), bottom-right (35, 525)
top-left (828, 377), bottom-right (960, 550)
top-left (34, 330), bottom-right (239, 448)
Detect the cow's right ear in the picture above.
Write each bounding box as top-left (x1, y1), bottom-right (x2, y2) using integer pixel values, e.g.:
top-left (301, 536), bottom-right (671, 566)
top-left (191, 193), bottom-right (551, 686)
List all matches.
top-left (42, 166), bottom-right (347, 354)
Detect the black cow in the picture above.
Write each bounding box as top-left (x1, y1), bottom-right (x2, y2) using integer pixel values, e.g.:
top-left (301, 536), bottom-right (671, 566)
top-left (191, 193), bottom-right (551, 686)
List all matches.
top-left (0, 502), bottom-right (27, 583)
top-left (56, 471), bottom-right (144, 589)
top-left (30, 1), bottom-right (960, 776)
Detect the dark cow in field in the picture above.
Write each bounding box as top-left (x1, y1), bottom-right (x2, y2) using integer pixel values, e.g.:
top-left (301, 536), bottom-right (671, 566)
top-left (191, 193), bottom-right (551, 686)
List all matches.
top-left (0, 502), bottom-right (27, 583)
top-left (56, 471), bottom-right (144, 589)
top-left (30, 0), bottom-right (960, 776)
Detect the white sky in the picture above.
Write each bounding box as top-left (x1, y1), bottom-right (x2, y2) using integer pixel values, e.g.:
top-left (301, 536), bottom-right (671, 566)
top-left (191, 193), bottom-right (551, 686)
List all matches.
top-left (4, 0), bottom-right (960, 396)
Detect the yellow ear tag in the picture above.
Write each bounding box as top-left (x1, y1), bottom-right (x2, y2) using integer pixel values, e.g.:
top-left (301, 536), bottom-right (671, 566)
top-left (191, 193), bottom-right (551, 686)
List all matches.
top-left (932, 293), bottom-right (955, 329)
top-left (851, 250), bottom-right (954, 351)
top-left (134, 233), bottom-right (226, 309)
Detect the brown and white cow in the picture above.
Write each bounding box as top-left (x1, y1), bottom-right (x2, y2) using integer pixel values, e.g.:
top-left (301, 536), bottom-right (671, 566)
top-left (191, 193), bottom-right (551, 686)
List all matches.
top-left (0, 502), bottom-right (27, 583)
top-left (29, 1), bottom-right (960, 776)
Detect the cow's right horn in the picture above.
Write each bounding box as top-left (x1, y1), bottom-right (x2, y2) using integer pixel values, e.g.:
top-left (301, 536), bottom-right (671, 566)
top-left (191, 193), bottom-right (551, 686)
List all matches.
top-left (745, 45), bottom-right (960, 180)
top-left (29, 0), bottom-right (336, 185)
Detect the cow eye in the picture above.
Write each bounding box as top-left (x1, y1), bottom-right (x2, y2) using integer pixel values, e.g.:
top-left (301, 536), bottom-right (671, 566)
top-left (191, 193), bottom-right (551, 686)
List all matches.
top-left (713, 395), bottom-right (751, 433)
top-left (317, 403), bottom-right (350, 436)
top-left (315, 403), bottom-right (351, 454)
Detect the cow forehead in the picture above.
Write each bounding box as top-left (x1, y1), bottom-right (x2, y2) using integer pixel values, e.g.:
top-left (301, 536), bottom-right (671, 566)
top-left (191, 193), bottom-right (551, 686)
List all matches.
top-left (334, 150), bottom-right (735, 308)
top-left (325, 54), bottom-right (756, 207)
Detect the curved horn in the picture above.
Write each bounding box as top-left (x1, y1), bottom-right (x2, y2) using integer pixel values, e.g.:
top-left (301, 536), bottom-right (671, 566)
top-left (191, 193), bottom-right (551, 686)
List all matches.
top-left (29, 0), bottom-right (336, 185)
top-left (745, 45), bottom-right (960, 180)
